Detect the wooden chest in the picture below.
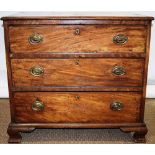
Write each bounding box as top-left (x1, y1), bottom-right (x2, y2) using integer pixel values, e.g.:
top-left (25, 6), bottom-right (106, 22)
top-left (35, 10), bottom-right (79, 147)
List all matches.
top-left (1, 12), bottom-right (154, 143)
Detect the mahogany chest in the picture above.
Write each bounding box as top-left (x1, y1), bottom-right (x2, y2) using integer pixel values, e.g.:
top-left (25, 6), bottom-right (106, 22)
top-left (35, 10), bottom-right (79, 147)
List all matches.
top-left (1, 12), bottom-right (154, 143)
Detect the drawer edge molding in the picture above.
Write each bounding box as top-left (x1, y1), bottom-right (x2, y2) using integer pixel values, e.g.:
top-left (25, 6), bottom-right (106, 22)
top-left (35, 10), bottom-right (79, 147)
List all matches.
top-left (12, 86), bottom-right (143, 92)
top-left (10, 52), bottom-right (146, 59)
top-left (4, 20), bottom-right (151, 25)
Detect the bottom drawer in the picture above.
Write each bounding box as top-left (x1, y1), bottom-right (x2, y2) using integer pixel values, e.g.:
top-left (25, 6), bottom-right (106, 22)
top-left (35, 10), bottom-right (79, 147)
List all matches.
top-left (12, 92), bottom-right (142, 123)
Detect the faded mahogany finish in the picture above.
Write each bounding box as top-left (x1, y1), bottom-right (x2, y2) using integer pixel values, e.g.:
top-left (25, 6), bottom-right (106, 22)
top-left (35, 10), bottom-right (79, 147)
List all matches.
top-left (9, 25), bottom-right (146, 53)
top-left (11, 59), bottom-right (144, 87)
top-left (12, 86), bottom-right (143, 92)
top-left (3, 19), bottom-right (151, 25)
top-left (12, 92), bottom-right (141, 123)
top-left (9, 52), bottom-right (146, 59)
top-left (1, 13), bottom-right (153, 143)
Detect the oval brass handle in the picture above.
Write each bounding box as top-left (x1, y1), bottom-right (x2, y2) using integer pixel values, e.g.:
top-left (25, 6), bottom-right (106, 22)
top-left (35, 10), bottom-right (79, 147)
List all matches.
top-left (29, 33), bottom-right (43, 45)
top-left (112, 66), bottom-right (125, 76)
top-left (110, 102), bottom-right (124, 111)
top-left (113, 34), bottom-right (128, 45)
top-left (32, 100), bottom-right (44, 112)
top-left (30, 67), bottom-right (44, 77)
top-left (75, 28), bottom-right (80, 35)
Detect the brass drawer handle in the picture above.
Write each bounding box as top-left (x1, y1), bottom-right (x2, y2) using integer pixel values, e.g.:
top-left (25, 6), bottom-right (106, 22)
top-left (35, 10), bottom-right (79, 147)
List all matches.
top-left (112, 66), bottom-right (125, 76)
top-left (30, 66), bottom-right (44, 77)
top-left (29, 33), bottom-right (43, 45)
top-left (32, 100), bottom-right (44, 112)
top-left (113, 34), bottom-right (128, 45)
top-left (74, 28), bottom-right (80, 35)
top-left (110, 102), bottom-right (124, 111)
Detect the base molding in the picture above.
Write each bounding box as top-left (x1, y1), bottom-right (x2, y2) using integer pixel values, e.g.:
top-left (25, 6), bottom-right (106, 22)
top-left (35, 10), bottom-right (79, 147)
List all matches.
top-left (7, 122), bottom-right (147, 143)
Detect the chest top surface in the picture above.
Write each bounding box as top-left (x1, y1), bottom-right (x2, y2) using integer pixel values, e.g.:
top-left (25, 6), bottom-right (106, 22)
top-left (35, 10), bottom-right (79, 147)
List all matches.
top-left (1, 11), bottom-right (154, 20)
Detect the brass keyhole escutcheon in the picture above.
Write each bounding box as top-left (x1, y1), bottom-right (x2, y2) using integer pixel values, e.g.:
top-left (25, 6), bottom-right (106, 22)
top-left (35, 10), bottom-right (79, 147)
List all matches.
top-left (75, 59), bottom-right (80, 66)
top-left (30, 66), bottom-right (44, 77)
top-left (75, 96), bottom-right (80, 100)
top-left (113, 34), bottom-right (128, 45)
top-left (110, 102), bottom-right (124, 111)
top-left (74, 28), bottom-right (80, 35)
top-left (112, 66), bottom-right (125, 76)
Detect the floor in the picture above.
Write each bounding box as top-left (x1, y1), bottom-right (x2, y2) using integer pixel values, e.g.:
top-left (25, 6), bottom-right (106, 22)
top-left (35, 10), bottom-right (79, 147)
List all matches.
top-left (0, 99), bottom-right (155, 144)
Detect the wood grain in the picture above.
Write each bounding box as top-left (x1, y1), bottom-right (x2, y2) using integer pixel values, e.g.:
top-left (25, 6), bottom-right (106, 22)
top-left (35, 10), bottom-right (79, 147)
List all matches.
top-left (2, 15), bottom-right (153, 143)
top-left (140, 21), bottom-right (152, 121)
top-left (5, 19), bottom-right (150, 25)
top-left (10, 52), bottom-right (146, 59)
top-left (10, 122), bottom-right (145, 128)
top-left (12, 92), bottom-right (142, 123)
top-left (12, 86), bottom-right (143, 92)
top-left (9, 25), bottom-right (146, 53)
top-left (11, 58), bottom-right (144, 87)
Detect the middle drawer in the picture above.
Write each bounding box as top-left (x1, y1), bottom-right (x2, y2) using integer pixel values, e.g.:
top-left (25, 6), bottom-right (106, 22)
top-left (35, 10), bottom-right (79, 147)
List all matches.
top-left (11, 58), bottom-right (144, 87)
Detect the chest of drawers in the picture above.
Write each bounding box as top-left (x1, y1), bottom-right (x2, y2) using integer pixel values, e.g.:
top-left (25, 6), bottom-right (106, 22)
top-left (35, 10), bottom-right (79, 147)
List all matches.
top-left (2, 13), bottom-right (154, 143)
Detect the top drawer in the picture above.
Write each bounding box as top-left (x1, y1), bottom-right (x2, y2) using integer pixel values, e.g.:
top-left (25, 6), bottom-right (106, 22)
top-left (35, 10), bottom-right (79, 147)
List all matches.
top-left (9, 25), bottom-right (146, 53)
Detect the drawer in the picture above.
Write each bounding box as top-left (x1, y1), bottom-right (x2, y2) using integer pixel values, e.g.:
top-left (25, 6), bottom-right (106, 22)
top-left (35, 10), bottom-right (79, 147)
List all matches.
top-left (11, 59), bottom-right (144, 87)
top-left (9, 25), bottom-right (146, 53)
top-left (13, 92), bottom-right (141, 123)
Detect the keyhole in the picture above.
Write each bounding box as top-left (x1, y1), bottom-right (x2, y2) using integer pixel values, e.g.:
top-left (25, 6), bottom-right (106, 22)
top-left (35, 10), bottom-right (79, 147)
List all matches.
top-left (75, 59), bottom-right (80, 66)
top-left (75, 96), bottom-right (80, 100)
top-left (75, 28), bottom-right (80, 35)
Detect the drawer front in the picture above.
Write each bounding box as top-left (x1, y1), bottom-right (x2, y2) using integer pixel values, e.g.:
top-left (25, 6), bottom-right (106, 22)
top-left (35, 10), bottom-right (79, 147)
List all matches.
top-left (13, 92), bottom-right (141, 123)
top-left (9, 25), bottom-right (146, 53)
top-left (11, 59), bottom-right (144, 87)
